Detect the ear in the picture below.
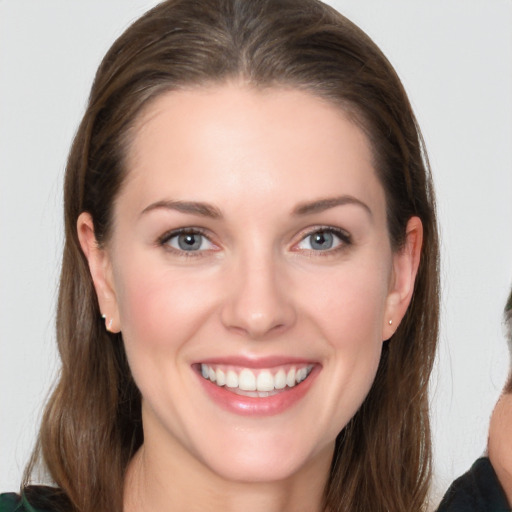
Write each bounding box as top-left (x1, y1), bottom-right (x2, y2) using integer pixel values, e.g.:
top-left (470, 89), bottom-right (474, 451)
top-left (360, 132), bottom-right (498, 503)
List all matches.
top-left (77, 212), bottom-right (121, 333)
top-left (382, 216), bottom-right (423, 340)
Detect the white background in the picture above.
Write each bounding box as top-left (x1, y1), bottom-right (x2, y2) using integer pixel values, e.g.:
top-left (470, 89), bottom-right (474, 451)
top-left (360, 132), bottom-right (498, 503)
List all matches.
top-left (1, 0), bottom-right (511, 506)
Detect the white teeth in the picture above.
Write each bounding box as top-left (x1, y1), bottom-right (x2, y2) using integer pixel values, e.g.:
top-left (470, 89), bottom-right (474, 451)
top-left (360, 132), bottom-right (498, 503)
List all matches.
top-left (256, 370), bottom-right (275, 392)
top-left (274, 369), bottom-right (287, 389)
top-left (239, 369), bottom-right (257, 391)
top-left (216, 368), bottom-right (226, 386)
top-left (226, 370), bottom-right (239, 388)
top-left (286, 368), bottom-right (296, 388)
top-left (200, 364), bottom-right (314, 394)
top-left (296, 367), bottom-right (308, 383)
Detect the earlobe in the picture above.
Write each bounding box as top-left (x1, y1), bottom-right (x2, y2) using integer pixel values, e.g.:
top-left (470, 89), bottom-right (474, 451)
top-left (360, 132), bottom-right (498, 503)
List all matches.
top-left (77, 212), bottom-right (121, 333)
top-left (382, 216), bottom-right (423, 340)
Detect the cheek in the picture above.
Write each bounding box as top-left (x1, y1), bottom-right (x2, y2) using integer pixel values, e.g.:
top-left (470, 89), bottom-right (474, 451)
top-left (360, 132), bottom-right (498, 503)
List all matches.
top-left (301, 259), bottom-right (390, 417)
top-left (304, 261), bottom-right (391, 345)
top-left (113, 257), bottom-right (215, 357)
top-left (112, 259), bottom-right (222, 410)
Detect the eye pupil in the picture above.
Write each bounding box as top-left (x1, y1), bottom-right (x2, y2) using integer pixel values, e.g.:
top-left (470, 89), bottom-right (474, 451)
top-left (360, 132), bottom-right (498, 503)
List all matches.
top-left (311, 231), bottom-right (333, 250)
top-left (178, 233), bottom-right (202, 250)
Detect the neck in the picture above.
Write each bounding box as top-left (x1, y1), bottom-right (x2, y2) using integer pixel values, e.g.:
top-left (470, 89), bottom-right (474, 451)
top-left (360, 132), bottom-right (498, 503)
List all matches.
top-left (124, 437), bottom-right (332, 512)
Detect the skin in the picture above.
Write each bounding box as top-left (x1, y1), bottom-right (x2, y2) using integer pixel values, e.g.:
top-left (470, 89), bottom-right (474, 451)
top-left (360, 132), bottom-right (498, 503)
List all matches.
top-left (78, 83), bottom-right (422, 512)
top-left (488, 391), bottom-right (512, 505)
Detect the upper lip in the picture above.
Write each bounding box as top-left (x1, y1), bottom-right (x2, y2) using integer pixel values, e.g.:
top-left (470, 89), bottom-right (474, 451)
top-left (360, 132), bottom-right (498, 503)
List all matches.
top-left (194, 355), bottom-right (318, 369)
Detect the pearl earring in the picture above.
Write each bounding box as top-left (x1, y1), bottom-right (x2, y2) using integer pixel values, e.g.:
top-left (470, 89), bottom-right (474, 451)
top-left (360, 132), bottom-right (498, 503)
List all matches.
top-left (101, 314), bottom-right (113, 331)
top-left (388, 319), bottom-right (393, 325)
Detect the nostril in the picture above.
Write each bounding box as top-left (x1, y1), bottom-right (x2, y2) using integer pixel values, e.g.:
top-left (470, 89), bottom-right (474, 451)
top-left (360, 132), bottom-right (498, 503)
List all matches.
top-left (219, 266), bottom-right (297, 337)
top-left (221, 307), bottom-right (294, 339)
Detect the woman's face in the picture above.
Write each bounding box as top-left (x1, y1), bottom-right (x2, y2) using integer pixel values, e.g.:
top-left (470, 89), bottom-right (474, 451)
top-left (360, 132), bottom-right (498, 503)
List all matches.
top-left (81, 84), bottom-right (420, 484)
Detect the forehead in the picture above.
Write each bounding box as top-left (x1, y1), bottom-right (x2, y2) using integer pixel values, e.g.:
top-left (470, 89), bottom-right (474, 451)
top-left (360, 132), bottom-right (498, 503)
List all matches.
top-left (120, 84), bottom-right (384, 218)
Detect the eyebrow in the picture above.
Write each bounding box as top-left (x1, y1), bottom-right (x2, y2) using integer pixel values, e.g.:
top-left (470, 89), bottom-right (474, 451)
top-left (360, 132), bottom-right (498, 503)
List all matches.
top-left (292, 196), bottom-right (372, 217)
top-left (140, 195), bottom-right (371, 219)
top-left (140, 200), bottom-right (222, 219)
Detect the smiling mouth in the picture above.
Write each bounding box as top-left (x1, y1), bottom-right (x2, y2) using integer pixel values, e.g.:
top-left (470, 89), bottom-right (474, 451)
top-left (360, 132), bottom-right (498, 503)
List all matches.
top-left (198, 363), bottom-right (314, 397)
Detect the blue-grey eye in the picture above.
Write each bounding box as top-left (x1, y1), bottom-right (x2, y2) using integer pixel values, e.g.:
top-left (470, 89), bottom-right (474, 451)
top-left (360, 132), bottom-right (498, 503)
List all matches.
top-left (310, 231), bottom-right (334, 250)
top-left (166, 231), bottom-right (213, 252)
top-left (297, 229), bottom-right (345, 251)
top-left (178, 233), bottom-right (202, 250)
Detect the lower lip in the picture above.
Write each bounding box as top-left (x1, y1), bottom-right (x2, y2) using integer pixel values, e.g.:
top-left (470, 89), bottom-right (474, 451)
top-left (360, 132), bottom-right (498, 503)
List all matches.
top-left (196, 366), bottom-right (319, 416)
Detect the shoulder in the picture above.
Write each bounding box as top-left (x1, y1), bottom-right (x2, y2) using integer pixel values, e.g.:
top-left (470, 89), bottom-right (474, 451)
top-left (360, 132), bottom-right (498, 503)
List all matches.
top-left (0, 494), bottom-right (22, 512)
top-left (0, 487), bottom-right (66, 512)
top-left (437, 457), bottom-right (510, 512)
top-left (0, 493), bottom-right (34, 512)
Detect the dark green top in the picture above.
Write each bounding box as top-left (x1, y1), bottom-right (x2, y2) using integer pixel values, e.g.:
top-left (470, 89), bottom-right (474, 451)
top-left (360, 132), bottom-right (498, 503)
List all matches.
top-left (437, 457), bottom-right (510, 512)
top-left (0, 487), bottom-right (66, 512)
top-left (0, 493), bottom-right (48, 512)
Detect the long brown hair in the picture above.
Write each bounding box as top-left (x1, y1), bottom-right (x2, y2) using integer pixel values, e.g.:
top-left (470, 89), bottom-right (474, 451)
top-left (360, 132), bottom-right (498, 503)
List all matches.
top-left (23, 1), bottom-right (440, 511)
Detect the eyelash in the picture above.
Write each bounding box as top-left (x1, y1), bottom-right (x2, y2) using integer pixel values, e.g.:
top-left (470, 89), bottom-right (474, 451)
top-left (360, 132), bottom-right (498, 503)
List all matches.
top-left (157, 228), bottom-right (216, 258)
top-left (294, 226), bottom-right (352, 256)
top-left (156, 226), bottom-right (352, 258)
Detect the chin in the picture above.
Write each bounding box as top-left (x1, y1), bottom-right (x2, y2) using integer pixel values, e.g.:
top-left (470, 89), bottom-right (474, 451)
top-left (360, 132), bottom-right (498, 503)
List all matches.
top-left (206, 454), bottom-right (308, 484)
top-left (195, 431), bottom-right (333, 484)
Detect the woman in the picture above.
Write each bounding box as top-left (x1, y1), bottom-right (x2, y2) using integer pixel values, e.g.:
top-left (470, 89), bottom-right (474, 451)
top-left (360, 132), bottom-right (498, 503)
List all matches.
top-left (0, 0), bottom-right (439, 511)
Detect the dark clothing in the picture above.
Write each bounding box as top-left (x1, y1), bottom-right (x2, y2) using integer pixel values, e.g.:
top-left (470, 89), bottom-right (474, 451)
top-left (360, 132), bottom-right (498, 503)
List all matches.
top-left (0, 487), bottom-right (65, 512)
top-left (437, 457), bottom-right (510, 512)
top-left (0, 492), bottom-right (47, 512)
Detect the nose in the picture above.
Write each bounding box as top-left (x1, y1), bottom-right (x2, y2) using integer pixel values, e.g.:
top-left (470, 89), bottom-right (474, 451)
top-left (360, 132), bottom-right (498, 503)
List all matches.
top-left (220, 252), bottom-right (296, 339)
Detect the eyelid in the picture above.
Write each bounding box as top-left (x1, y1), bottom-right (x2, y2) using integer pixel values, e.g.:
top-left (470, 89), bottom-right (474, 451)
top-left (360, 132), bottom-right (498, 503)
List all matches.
top-left (158, 226), bottom-right (207, 244)
top-left (293, 226), bottom-right (352, 252)
top-left (156, 225), bottom-right (351, 256)
top-left (157, 227), bottom-right (218, 254)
